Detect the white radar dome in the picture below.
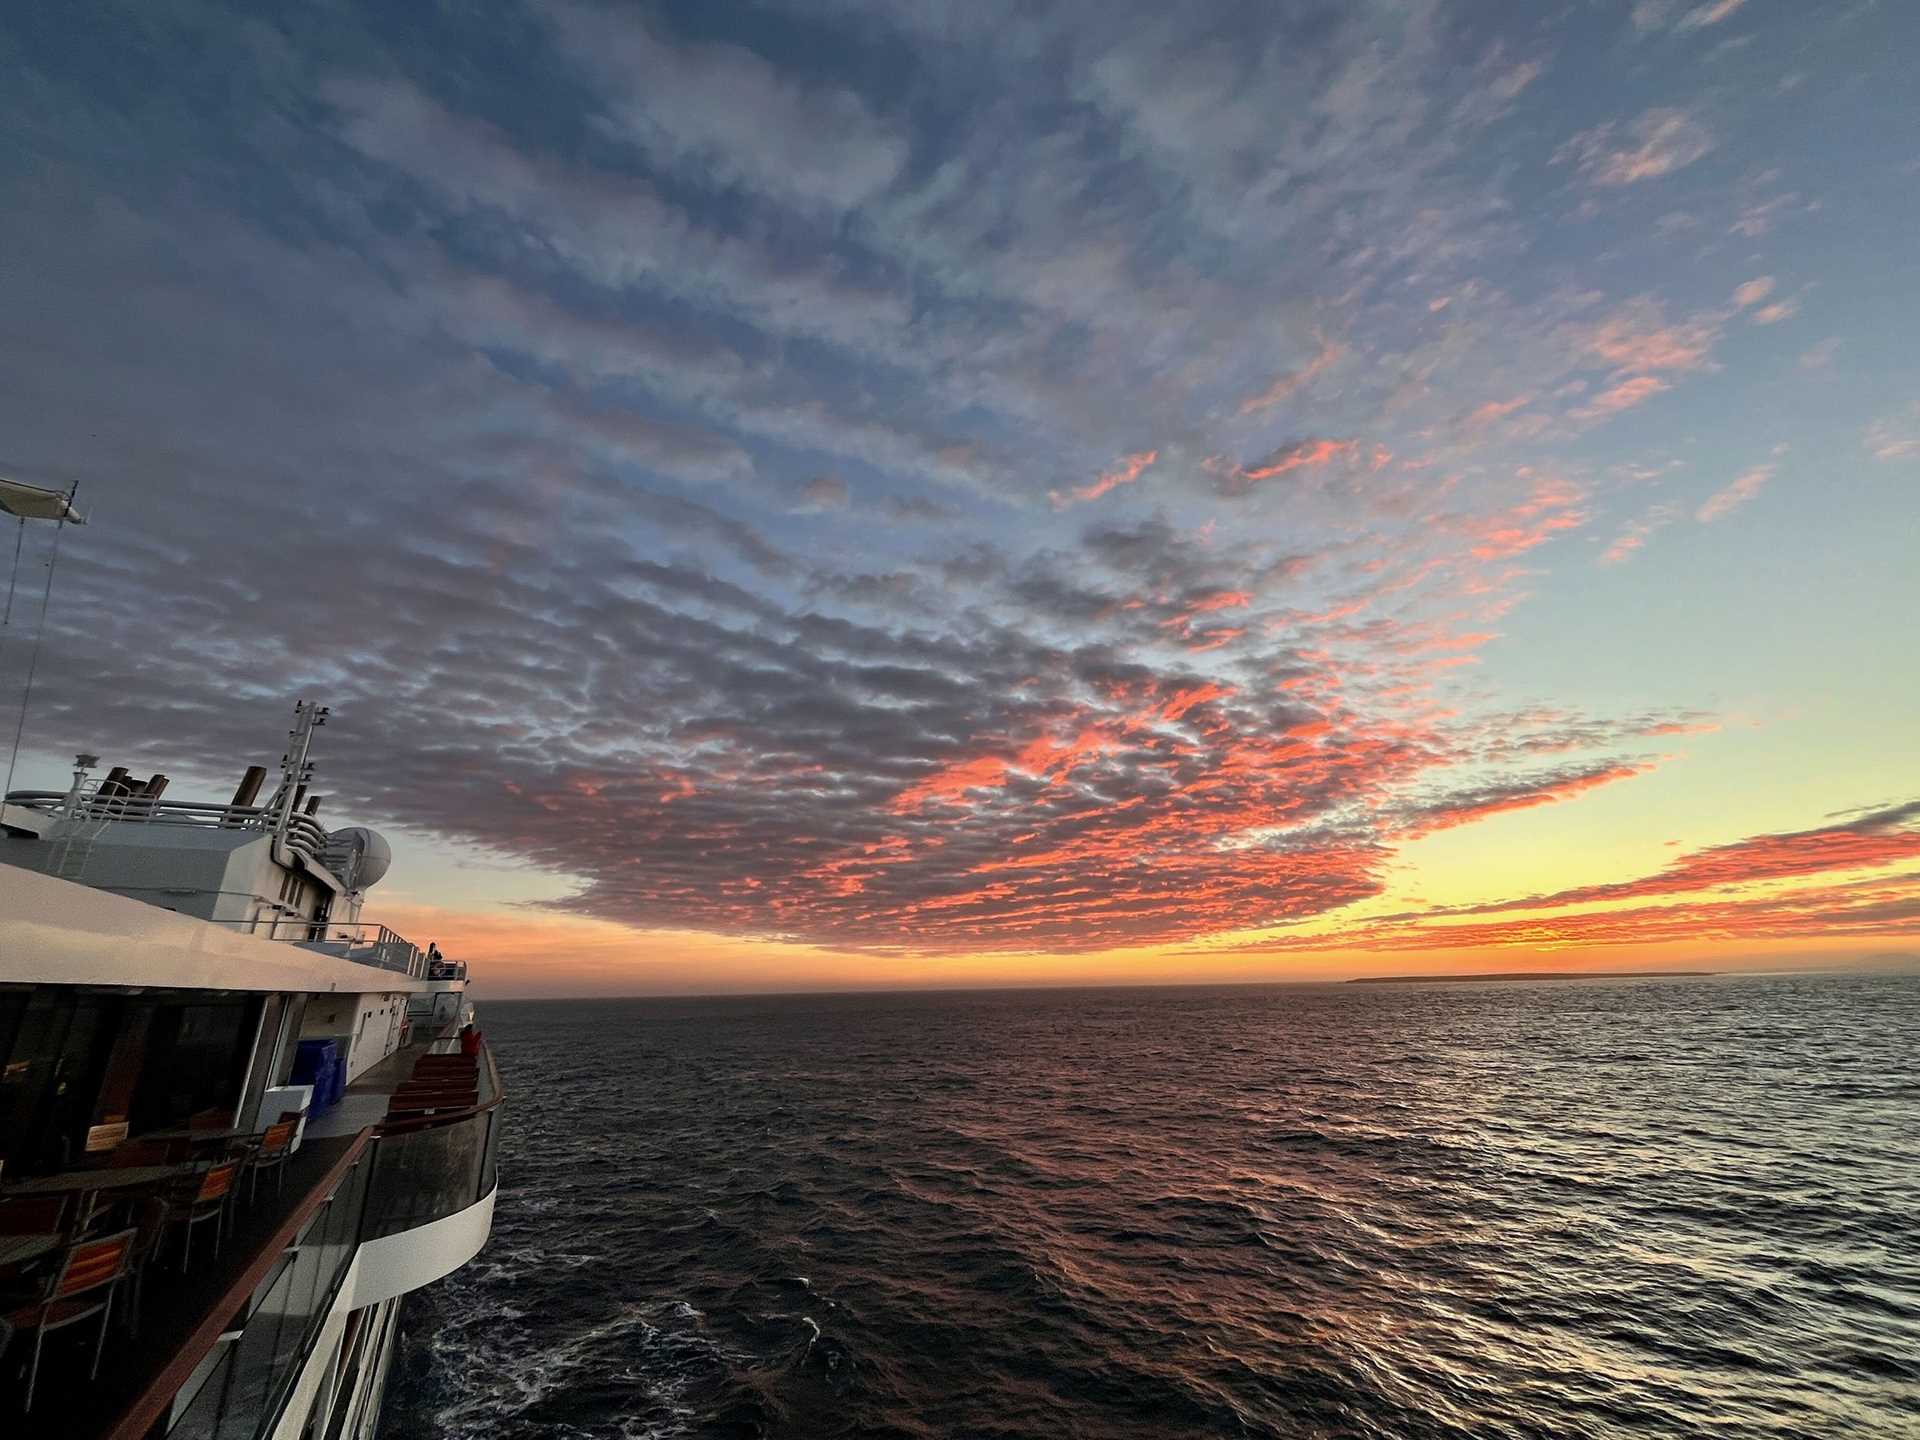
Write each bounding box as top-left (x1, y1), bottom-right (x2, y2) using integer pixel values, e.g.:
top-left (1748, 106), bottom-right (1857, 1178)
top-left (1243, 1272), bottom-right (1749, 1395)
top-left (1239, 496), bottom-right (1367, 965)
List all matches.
top-left (328, 826), bottom-right (393, 890)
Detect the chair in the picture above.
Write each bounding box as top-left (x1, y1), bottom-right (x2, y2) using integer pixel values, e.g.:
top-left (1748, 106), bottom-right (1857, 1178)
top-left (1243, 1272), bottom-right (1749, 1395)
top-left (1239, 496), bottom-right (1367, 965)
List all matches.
top-left (243, 1122), bottom-right (297, 1205)
top-left (160, 1161), bottom-right (238, 1271)
top-left (118, 1197), bottom-right (171, 1338)
top-left (3, 1227), bottom-right (135, 1412)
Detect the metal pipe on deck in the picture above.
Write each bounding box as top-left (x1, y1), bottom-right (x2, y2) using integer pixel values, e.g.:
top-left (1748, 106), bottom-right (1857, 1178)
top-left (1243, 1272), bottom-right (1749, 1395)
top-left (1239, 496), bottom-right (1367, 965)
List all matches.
top-left (230, 764), bottom-right (267, 808)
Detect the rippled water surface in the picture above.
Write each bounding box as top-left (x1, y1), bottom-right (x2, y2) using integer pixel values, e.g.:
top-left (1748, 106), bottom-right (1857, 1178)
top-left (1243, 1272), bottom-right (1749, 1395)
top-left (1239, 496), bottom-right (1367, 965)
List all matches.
top-left (382, 975), bottom-right (1920, 1438)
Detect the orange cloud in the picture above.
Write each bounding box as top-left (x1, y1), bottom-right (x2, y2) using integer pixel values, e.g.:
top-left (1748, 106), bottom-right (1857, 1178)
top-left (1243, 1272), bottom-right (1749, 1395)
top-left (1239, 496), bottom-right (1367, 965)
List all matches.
top-left (1464, 475), bottom-right (1587, 559)
top-left (1397, 761), bottom-right (1654, 838)
top-left (1051, 448), bottom-right (1159, 507)
top-left (1214, 438), bottom-right (1359, 496)
top-left (1240, 331), bottom-right (1344, 415)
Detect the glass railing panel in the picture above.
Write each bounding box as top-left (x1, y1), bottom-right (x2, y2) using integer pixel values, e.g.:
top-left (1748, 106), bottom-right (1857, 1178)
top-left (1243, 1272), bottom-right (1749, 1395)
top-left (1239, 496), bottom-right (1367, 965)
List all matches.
top-left (479, 1109), bottom-right (500, 1200)
top-left (360, 1114), bottom-right (487, 1239)
top-left (156, 1154), bottom-right (371, 1440)
top-left (162, 1337), bottom-right (238, 1440)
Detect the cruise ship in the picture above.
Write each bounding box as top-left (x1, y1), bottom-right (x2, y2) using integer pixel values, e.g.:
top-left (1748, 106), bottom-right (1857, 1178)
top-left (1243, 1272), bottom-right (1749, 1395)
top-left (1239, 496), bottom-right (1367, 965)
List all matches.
top-left (0, 698), bottom-right (501, 1438)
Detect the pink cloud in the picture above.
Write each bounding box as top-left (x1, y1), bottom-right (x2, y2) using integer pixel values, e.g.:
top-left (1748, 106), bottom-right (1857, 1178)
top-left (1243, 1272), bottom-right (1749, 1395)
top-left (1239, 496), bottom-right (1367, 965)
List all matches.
top-left (1584, 302), bottom-right (1717, 374)
top-left (1580, 375), bottom-right (1670, 418)
top-left (1240, 331), bottom-right (1345, 415)
top-left (1599, 504), bottom-right (1679, 565)
top-left (1731, 276), bottom-right (1775, 309)
top-left (1464, 475), bottom-right (1588, 560)
top-left (1399, 761), bottom-right (1655, 838)
top-left (1210, 438), bottom-right (1361, 497)
top-left (1556, 108), bottom-right (1715, 186)
top-left (1750, 301), bottom-right (1796, 326)
top-left (1051, 448), bottom-right (1159, 507)
top-left (1696, 463), bottom-right (1772, 522)
top-left (1463, 395), bottom-right (1533, 427)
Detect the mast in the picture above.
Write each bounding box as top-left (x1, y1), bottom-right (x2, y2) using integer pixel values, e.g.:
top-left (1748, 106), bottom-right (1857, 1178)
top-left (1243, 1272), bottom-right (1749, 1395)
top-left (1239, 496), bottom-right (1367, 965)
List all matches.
top-left (262, 699), bottom-right (331, 839)
top-left (0, 475), bottom-right (86, 800)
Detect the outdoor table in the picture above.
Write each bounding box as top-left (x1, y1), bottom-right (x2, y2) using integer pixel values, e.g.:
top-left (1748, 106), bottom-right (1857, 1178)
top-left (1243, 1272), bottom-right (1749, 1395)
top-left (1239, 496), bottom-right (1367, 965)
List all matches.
top-left (0, 1163), bottom-right (202, 1195)
top-left (141, 1127), bottom-right (254, 1159)
top-left (0, 1232), bottom-right (62, 1268)
top-left (142, 1127), bottom-right (250, 1144)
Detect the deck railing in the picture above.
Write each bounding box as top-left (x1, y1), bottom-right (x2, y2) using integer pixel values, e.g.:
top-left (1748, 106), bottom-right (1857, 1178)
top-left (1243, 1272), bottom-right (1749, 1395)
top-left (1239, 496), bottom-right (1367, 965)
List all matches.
top-left (103, 1039), bottom-right (504, 1440)
top-left (0, 792), bottom-right (335, 866)
top-left (185, 919), bottom-right (427, 977)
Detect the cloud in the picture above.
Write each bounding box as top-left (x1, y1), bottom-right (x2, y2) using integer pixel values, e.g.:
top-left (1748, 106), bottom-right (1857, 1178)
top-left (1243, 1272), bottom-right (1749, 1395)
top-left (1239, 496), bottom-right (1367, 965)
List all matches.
top-left (1463, 800), bottom-right (1920, 914)
top-left (1238, 800), bottom-right (1920, 953)
top-left (1749, 301), bottom-right (1796, 326)
top-left (1458, 474), bottom-right (1588, 559)
top-left (1599, 504), bottom-right (1680, 564)
top-left (1731, 277), bottom-right (1775, 309)
top-left (1799, 338), bottom-right (1841, 371)
top-left (792, 474), bottom-right (852, 513)
top-left (1394, 759), bottom-right (1655, 838)
top-left (1578, 375), bottom-right (1670, 419)
top-left (1696, 463), bottom-right (1773, 522)
top-left (1865, 404), bottom-right (1920, 462)
top-left (1633, 0), bottom-right (1749, 33)
top-left (1582, 299), bottom-right (1719, 375)
top-left (545, 3), bottom-right (908, 212)
top-left (1215, 438), bottom-right (1359, 497)
top-left (1051, 449), bottom-right (1159, 507)
top-left (1239, 332), bottom-right (1345, 415)
top-left (1555, 109), bottom-right (1715, 186)
top-left (882, 494), bottom-right (955, 524)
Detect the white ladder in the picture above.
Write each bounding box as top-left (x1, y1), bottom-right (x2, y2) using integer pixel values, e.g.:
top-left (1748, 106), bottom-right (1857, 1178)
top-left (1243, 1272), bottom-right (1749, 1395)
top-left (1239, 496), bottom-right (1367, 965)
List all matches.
top-left (46, 779), bottom-right (111, 882)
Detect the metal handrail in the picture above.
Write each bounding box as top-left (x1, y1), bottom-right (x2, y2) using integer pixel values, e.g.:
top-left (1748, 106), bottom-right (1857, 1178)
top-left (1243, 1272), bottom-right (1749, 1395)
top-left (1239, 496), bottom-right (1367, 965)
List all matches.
top-left (0, 791), bottom-right (330, 844)
top-left (375, 1037), bottom-right (505, 1136)
top-left (1, 791), bottom-right (335, 859)
top-left (200, 918), bottom-right (431, 977)
top-left (95, 1040), bottom-right (502, 1439)
top-left (99, 1129), bottom-right (376, 1440)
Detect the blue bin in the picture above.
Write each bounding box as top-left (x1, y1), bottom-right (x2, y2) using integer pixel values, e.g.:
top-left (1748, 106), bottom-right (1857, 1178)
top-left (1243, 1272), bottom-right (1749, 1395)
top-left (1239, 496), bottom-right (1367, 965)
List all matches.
top-left (291, 1039), bottom-right (340, 1114)
top-left (325, 1054), bottom-right (347, 1106)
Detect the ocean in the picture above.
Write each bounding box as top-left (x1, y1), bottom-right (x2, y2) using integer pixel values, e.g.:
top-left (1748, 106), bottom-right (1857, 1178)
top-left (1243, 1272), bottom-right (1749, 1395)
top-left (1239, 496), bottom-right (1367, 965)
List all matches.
top-left (379, 974), bottom-right (1920, 1438)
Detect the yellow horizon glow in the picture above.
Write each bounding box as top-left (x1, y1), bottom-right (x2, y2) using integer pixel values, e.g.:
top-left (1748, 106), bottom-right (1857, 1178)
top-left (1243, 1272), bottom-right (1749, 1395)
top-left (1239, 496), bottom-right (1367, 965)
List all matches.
top-left (373, 900), bottom-right (1916, 1000)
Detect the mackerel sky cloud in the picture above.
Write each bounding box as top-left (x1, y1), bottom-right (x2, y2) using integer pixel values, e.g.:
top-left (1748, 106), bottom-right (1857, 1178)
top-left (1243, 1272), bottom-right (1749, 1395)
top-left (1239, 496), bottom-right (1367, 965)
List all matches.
top-left (0, 0), bottom-right (1915, 984)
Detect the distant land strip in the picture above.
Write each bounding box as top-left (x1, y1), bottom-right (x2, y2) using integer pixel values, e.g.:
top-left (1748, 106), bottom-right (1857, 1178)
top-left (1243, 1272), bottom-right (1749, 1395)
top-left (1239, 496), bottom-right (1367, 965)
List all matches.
top-left (1348, 971), bottom-right (1717, 985)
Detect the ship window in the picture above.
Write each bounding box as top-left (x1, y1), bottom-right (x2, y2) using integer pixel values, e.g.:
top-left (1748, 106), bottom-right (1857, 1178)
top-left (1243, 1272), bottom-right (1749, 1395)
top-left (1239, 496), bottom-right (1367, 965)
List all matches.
top-left (0, 993), bottom-right (114, 1173)
top-left (128, 1000), bottom-right (255, 1134)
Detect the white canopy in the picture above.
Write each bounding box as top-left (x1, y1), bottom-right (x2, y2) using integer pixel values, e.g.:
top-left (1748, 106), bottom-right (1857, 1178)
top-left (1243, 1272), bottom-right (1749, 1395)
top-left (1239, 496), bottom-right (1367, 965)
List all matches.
top-left (0, 475), bottom-right (86, 523)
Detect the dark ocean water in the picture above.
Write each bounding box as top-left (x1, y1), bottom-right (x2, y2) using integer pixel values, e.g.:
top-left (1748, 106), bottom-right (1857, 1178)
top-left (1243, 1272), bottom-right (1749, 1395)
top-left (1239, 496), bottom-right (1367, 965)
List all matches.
top-left (380, 974), bottom-right (1920, 1438)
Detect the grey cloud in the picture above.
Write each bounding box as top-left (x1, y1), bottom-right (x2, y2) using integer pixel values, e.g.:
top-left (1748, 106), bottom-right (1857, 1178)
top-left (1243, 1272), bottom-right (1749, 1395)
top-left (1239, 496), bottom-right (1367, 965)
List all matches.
top-left (546, 1), bottom-right (909, 211)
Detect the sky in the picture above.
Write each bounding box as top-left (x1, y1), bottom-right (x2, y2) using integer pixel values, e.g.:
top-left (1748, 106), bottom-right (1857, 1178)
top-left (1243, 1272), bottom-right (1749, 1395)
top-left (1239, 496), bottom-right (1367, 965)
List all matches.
top-left (1, 0), bottom-right (1916, 996)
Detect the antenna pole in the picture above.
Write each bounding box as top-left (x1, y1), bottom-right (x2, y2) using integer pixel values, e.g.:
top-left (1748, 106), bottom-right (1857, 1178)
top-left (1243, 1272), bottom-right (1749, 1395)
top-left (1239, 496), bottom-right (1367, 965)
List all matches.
top-left (3, 506), bottom-right (70, 800)
top-left (267, 699), bottom-right (329, 838)
top-left (2, 516), bottom-right (22, 628)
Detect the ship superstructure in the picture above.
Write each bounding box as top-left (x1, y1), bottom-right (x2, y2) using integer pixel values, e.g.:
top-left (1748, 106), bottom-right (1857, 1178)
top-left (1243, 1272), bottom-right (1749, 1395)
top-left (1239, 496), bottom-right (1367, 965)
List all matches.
top-left (0, 701), bottom-right (500, 1439)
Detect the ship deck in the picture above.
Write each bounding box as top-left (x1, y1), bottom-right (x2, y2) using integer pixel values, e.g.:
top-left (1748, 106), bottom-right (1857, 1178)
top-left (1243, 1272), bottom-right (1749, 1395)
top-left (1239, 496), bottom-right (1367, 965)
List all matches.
top-left (11, 1134), bottom-right (357, 1440)
top-left (6, 1030), bottom-right (502, 1437)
